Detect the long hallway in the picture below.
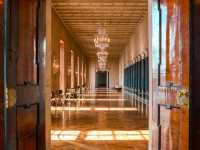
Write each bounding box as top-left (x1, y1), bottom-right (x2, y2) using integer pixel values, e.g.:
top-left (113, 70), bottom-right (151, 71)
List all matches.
top-left (51, 89), bottom-right (148, 150)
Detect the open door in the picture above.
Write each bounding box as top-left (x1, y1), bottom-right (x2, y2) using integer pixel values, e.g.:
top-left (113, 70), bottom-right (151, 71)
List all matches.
top-left (96, 71), bottom-right (107, 88)
top-left (151, 0), bottom-right (190, 149)
top-left (5, 0), bottom-right (46, 149)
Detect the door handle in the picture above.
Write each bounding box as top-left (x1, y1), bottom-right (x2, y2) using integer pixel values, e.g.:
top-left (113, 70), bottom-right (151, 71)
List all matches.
top-left (177, 89), bottom-right (189, 106)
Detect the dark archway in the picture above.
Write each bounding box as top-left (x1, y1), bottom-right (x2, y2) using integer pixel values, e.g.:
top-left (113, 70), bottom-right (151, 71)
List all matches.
top-left (95, 71), bottom-right (108, 88)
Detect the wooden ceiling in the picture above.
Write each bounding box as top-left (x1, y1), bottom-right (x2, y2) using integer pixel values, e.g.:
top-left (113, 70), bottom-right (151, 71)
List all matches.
top-left (52, 0), bottom-right (148, 57)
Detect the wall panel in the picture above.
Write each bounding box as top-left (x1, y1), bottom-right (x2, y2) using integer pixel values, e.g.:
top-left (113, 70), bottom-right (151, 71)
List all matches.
top-left (51, 9), bottom-right (87, 91)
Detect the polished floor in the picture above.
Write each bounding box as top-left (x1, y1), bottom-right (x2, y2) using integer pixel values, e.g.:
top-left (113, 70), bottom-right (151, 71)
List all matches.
top-left (51, 89), bottom-right (148, 150)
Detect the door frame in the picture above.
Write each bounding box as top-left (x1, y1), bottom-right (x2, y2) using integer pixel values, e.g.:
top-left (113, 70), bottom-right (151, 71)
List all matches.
top-left (107, 71), bottom-right (109, 88)
top-left (3, 0), bottom-right (9, 149)
top-left (95, 71), bottom-right (109, 88)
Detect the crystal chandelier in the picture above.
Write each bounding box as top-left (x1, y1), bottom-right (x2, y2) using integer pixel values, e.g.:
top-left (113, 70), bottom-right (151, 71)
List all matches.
top-left (98, 61), bottom-right (107, 71)
top-left (97, 51), bottom-right (108, 61)
top-left (94, 25), bottom-right (110, 71)
top-left (94, 26), bottom-right (110, 50)
top-left (97, 51), bottom-right (108, 71)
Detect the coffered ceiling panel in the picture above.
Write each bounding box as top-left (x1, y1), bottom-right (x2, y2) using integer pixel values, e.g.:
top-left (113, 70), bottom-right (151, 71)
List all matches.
top-left (52, 0), bottom-right (148, 57)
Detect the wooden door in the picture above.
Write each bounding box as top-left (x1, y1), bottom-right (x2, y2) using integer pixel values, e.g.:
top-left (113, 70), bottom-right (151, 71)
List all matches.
top-left (16, 0), bottom-right (40, 149)
top-left (6, 0), bottom-right (45, 149)
top-left (151, 0), bottom-right (190, 149)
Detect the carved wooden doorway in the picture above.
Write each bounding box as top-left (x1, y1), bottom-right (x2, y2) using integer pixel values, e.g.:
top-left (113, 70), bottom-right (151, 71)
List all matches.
top-left (4, 0), bottom-right (46, 149)
top-left (151, 0), bottom-right (190, 149)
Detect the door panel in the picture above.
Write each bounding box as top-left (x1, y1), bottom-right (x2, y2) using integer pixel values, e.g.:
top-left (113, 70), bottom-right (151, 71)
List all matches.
top-left (17, 0), bottom-right (38, 85)
top-left (8, 0), bottom-right (42, 149)
top-left (16, 103), bottom-right (39, 150)
top-left (151, 0), bottom-right (190, 149)
top-left (16, 0), bottom-right (40, 149)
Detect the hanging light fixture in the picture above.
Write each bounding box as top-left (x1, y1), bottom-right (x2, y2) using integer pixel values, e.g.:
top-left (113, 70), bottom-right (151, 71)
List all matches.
top-left (52, 56), bottom-right (60, 74)
top-left (94, 25), bottom-right (110, 71)
top-left (94, 25), bottom-right (110, 51)
top-left (97, 51), bottom-right (108, 60)
top-left (97, 51), bottom-right (108, 71)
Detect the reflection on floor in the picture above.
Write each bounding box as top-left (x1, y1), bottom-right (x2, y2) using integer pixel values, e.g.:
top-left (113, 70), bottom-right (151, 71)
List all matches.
top-left (51, 130), bottom-right (149, 141)
top-left (51, 89), bottom-right (148, 150)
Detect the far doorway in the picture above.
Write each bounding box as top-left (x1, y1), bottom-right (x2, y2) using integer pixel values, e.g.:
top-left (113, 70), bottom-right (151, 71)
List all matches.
top-left (95, 71), bottom-right (109, 88)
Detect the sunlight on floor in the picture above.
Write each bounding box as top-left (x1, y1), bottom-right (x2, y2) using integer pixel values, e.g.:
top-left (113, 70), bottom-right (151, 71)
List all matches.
top-left (51, 107), bottom-right (138, 111)
top-left (94, 107), bottom-right (137, 111)
top-left (83, 94), bottom-right (122, 96)
top-left (85, 131), bottom-right (114, 141)
top-left (51, 130), bottom-right (149, 141)
top-left (114, 131), bottom-right (149, 141)
top-left (51, 130), bottom-right (80, 141)
top-left (74, 98), bottom-right (127, 101)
